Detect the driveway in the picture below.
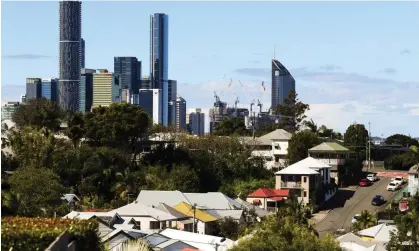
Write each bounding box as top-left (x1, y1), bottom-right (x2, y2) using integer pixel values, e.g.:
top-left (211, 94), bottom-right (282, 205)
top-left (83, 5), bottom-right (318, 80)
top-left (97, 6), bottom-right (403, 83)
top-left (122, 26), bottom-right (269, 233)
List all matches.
top-left (314, 177), bottom-right (401, 237)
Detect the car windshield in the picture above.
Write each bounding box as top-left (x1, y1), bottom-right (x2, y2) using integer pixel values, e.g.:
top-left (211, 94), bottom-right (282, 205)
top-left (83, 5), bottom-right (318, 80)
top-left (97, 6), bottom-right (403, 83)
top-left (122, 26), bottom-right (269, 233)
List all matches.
top-left (395, 178), bottom-right (402, 181)
top-left (374, 196), bottom-right (382, 199)
top-left (389, 183), bottom-right (396, 186)
top-left (368, 174), bottom-right (375, 177)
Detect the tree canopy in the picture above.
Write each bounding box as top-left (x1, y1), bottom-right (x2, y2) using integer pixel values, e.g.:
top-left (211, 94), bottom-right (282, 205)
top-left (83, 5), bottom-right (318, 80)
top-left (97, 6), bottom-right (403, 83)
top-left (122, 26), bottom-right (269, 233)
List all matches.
top-left (287, 130), bottom-right (321, 164)
top-left (213, 117), bottom-right (250, 136)
top-left (273, 90), bottom-right (310, 132)
top-left (344, 123), bottom-right (368, 154)
top-left (385, 134), bottom-right (419, 147)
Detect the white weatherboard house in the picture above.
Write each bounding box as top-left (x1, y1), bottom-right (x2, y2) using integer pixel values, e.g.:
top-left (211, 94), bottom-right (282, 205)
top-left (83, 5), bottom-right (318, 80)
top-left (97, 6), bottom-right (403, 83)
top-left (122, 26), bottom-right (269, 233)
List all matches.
top-left (275, 157), bottom-right (336, 205)
top-left (408, 164), bottom-right (419, 196)
top-left (243, 129), bottom-right (292, 171)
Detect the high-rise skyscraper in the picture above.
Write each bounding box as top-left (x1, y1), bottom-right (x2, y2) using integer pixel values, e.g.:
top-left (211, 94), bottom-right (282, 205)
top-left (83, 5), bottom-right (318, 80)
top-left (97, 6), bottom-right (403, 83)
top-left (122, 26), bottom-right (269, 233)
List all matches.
top-left (92, 69), bottom-right (121, 108)
top-left (168, 79), bottom-right (177, 125)
top-left (138, 89), bottom-right (162, 124)
top-left (271, 59), bottom-right (295, 110)
top-left (59, 0), bottom-right (82, 111)
top-left (26, 78), bottom-right (42, 100)
top-left (41, 78), bottom-right (59, 103)
top-left (80, 68), bottom-right (95, 113)
top-left (140, 76), bottom-right (152, 89)
top-left (81, 38), bottom-right (85, 69)
top-left (150, 13), bottom-right (169, 126)
top-left (114, 57), bottom-right (141, 93)
top-left (175, 95), bottom-right (187, 131)
top-left (188, 108), bottom-right (205, 136)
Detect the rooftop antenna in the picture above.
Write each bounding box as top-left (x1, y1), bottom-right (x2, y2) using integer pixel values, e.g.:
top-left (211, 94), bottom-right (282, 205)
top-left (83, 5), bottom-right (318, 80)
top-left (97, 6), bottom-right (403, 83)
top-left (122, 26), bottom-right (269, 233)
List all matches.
top-left (273, 44), bottom-right (276, 59)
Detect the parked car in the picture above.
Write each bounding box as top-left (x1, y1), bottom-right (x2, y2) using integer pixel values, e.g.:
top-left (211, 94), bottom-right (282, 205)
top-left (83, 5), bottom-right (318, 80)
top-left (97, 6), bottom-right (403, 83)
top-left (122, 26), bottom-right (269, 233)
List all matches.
top-left (359, 179), bottom-right (371, 187)
top-left (387, 182), bottom-right (399, 191)
top-left (371, 195), bottom-right (386, 206)
top-left (366, 173), bottom-right (378, 182)
top-left (351, 213), bottom-right (361, 223)
top-left (392, 176), bottom-right (405, 186)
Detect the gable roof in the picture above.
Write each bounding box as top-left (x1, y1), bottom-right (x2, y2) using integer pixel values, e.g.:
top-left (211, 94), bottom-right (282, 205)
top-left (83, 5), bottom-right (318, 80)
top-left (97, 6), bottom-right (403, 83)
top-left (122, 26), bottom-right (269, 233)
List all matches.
top-left (156, 239), bottom-right (196, 249)
top-left (145, 233), bottom-right (170, 246)
top-left (247, 188), bottom-right (290, 198)
top-left (154, 202), bottom-right (190, 219)
top-left (257, 129), bottom-right (292, 145)
top-left (173, 202), bottom-right (218, 222)
top-left (233, 198), bottom-right (270, 218)
top-left (109, 202), bottom-right (181, 221)
top-left (205, 209), bottom-right (243, 220)
top-left (357, 223), bottom-right (397, 242)
top-left (160, 228), bottom-right (234, 251)
top-left (136, 190), bottom-right (190, 207)
top-left (275, 157), bottom-right (330, 175)
top-left (309, 142), bottom-right (350, 152)
top-left (184, 192), bottom-right (242, 210)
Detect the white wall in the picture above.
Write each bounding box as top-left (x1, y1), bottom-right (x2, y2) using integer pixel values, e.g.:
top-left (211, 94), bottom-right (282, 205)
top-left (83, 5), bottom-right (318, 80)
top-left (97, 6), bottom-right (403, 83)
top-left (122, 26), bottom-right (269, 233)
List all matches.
top-left (408, 173), bottom-right (419, 196)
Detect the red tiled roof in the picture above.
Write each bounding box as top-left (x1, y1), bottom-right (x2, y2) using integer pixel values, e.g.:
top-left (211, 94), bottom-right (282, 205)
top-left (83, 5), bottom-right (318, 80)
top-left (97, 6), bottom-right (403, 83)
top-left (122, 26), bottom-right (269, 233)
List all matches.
top-left (248, 188), bottom-right (290, 198)
top-left (269, 197), bottom-right (285, 201)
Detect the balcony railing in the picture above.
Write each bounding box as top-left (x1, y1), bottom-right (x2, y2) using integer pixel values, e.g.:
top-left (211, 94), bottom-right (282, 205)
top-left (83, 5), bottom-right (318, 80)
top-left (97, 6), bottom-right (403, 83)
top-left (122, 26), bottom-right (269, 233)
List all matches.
top-left (316, 159), bottom-right (345, 165)
top-left (266, 207), bottom-right (277, 212)
top-left (281, 181), bottom-right (302, 188)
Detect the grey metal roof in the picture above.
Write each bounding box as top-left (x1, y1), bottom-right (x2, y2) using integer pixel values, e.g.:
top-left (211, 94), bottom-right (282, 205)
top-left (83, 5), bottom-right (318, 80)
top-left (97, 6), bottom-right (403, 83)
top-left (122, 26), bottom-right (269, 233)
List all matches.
top-left (233, 198), bottom-right (270, 218)
top-left (136, 190), bottom-right (190, 207)
top-left (257, 129), bottom-right (292, 145)
top-left (154, 202), bottom-right (190, 219)
top-left (309, 142), bottom-right (350, 152)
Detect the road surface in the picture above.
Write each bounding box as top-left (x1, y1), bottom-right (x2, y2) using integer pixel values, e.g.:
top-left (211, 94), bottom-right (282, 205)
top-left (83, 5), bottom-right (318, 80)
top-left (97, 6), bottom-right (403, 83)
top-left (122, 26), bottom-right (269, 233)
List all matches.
top-left (314, 177), bottom-right (401, 237)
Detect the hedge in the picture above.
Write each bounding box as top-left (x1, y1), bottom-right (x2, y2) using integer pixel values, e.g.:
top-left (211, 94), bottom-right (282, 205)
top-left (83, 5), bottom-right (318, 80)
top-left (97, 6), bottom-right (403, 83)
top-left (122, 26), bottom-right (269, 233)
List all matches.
top-left (1, 217), bottom-right (102, 251)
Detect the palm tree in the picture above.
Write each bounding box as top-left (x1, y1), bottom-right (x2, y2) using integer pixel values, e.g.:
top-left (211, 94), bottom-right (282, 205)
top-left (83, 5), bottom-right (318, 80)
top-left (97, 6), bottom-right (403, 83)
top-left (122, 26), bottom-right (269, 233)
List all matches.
top-left (116, 238), bottom-right (153, 251)
top-left (304, 119), bottom-right (318, 134)
top-left (352, 210), bottom-right (376, 231)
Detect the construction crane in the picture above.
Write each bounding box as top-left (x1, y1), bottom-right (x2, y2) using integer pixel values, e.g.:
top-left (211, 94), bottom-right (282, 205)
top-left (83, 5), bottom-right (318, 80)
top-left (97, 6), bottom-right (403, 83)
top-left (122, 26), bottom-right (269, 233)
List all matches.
top-left (214, 91), bottom-right (220, 103)
top-left (234, 96), bottom-right (240, 117)
top-left (250, 99), bottom-right (255, 113)
top-left (257, 99), bottom-right (263, 113)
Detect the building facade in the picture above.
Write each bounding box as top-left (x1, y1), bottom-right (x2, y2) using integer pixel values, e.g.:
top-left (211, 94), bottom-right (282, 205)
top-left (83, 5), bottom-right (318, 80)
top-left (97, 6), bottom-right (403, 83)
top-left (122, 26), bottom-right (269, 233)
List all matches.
top-left (140, 76), bottom-right (152, 89)
top-left (114, 57), bottom-right (141, 93)
top-left (80, 38), bottom-right (85, 69)
top-left (150, 13), bottom-right (169, 126)
top-left (188, 108), bottom-right (205, 136)
top-left (92, 69), bottom-right (121, 108)
top-left (41, 78), bottom-right (59, 103)
top-left (271, 59), bottom-right (295, 110)
top-left (175, 95), bottom-right (187, 131)
top-left (80, 68), bottom-right (95, 113)
top-left (168, 79), bottom-right (177, 125)
top-left (59, 0), bottom-right (82, 111)
top-left (138, 89), bottom-right (162, 125)
top-left (1, 102), bottom-right (20, 121)
top-left (26, 78), bottom-right (42, 100)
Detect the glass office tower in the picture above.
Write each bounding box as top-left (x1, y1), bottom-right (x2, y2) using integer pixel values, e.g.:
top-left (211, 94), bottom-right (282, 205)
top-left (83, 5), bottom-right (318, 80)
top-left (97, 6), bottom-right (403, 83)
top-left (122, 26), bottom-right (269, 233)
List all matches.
top-left (150, 13), bottom-right (169, 126)
top-left (114, 57), bottom-right (141, 93)
top-left (271, 59), bottom-right (295, 110)
top-left (41, 78), bottom-right (59, 103)
top-left (59, 0), bottom-right (82, 111)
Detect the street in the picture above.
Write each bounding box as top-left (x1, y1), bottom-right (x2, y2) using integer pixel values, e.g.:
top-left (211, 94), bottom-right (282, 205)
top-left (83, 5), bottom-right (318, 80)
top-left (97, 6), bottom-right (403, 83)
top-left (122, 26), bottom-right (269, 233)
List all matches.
top-left (314, 177), bottom-right (401, 237)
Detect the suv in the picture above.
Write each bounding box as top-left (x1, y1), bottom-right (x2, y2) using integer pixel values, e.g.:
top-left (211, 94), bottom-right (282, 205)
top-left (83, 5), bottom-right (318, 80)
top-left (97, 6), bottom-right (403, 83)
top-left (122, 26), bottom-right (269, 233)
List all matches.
top-left (366, 173), bottom-right (378, 182)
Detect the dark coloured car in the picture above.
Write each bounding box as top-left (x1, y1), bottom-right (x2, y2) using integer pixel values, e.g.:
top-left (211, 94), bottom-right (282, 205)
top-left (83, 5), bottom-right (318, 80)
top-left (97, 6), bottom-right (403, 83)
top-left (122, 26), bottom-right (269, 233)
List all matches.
top-left (372, 195), bottom-right (386, 206)
top-left (359, 179), bottom-right (371, 187)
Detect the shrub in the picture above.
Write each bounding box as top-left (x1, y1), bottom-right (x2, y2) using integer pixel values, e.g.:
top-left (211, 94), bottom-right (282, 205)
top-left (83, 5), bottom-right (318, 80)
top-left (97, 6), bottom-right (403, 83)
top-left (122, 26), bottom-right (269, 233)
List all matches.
top-left (1, 217), bottom-right (102, 251)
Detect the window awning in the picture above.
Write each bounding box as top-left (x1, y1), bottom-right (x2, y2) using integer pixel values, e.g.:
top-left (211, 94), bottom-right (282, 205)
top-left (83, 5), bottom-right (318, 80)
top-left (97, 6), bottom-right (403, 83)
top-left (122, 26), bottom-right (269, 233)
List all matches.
top-left (252, 199), bottom-right (261, 204)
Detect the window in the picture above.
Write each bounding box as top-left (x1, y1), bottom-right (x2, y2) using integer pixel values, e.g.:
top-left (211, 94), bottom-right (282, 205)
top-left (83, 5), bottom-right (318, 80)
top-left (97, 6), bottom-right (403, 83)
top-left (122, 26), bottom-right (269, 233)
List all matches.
top-left (150, 221), bottom-right (160, 229)
top-left (275, 156), bottom-right (279, 162)
top-left (303, 177), bottom-right (307, 183)
top-left (304, 191), bottom-right (307, 197)
top-left (161, 221), bottom-right (167, 229)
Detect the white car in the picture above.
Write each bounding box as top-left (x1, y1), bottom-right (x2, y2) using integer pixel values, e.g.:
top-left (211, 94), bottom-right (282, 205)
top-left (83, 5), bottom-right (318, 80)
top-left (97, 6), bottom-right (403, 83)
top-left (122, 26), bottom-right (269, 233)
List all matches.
top-left (392, 176), bottom-right (404, 186)
top-left (366, 173), bottom-right (378, 182)
top-left (387, 182), bottom-right (399, 191)
top-left (351, 213), bottom-right (361, 223)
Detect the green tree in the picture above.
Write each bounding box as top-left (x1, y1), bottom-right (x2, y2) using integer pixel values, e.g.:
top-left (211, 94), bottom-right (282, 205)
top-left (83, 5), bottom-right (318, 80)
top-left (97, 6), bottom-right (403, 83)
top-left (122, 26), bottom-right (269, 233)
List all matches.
top-left (304, 119), bottom-right (318, 133)
top-left (388, 195), bottom-right (419, 251)
top-left (351, 210), bottom-right (376, 231)
top-left (287, 130), bottom-right (321, 164)
top-left (84, 103), bottom-right (150, 153)
top-left (64, 111), bottom-right (85, 148)
top-left (213, 117), bottom-right (250, 136)
top-left (273, 90), bottom-right (310, 132)
top-left (343, 123), bottom-right (368, 155)
top-left (385, 134), bottom-right (419, 147)
top-left (12, 97), bottom-right (63, 134)
top-left (216, 217), bottom-right (240, 240)
top-left (9, 167), bottom-right (66, 217)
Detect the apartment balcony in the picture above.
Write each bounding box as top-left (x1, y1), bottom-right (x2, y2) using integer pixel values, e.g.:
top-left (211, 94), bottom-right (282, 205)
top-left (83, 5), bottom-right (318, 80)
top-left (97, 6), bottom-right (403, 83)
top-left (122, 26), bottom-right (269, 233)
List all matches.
top-left (316, 158), bottom-right (345, 166)
top-left (281, 181), bottom-right (302, 188)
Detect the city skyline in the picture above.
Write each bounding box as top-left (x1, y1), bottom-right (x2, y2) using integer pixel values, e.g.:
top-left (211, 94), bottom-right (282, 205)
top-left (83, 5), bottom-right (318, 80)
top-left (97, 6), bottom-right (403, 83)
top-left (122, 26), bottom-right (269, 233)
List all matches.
top-left (2, 1), bottom-right (419, 135)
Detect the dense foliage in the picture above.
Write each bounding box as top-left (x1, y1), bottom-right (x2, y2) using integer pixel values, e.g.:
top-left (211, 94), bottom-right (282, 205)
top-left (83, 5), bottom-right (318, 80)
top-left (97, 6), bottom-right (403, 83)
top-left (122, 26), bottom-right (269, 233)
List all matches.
top-left (343, 123), bottom-right (368, 154)
top-left (273, 89), bottom-right (310, 132)
top-left (1, 217), bottom-right (102, 251)
top-left (385, 134), bottom-right (419, 147)
top-left (287, 130), bottom-right (321, 165)
top-left (213, 117), bottom-right (250, 136)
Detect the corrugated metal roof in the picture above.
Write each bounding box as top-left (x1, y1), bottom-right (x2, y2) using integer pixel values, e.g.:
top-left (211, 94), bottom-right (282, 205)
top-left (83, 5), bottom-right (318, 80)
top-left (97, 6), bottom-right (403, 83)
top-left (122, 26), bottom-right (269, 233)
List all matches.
top-left (257, 129), bottom-right (292, 145)
top-left (154, 202), bottom-right (191, 219)
top-left (309, 142), bottom-right (350, 152)
top-left (136, 190), bottom-right (190, 207)
top-left (275, 157), bottom-right (330, 175)
top-left (205, 209), bottom-right (243, 220)
top-left (109, 202), bottom-right (181, 221)
top-left (173, 202), bottom-right (217, 222)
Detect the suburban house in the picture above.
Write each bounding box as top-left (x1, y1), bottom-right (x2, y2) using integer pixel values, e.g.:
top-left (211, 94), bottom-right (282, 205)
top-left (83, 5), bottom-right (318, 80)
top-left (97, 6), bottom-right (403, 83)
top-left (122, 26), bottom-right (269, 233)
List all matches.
top-left (308, 142), bottom-right (351, 185)
top-left (275, 157), bottom-right (336, 205)
top-left (101, 228), bottom-right (147, 251)
top-left (246, 188), bottom-right (290, 212)
top-left (173, 202), bottom-right (218, 235)
top-left (243, 129), bottom-right (292, 171)
top-left (336, 232), bottom-right (387, 251)
top-left (159, 228), bottom-right (234, 251)
top-left (233, 197), bottom-right (270, 220)
top-left (408, 164), bottom-right (419, 196)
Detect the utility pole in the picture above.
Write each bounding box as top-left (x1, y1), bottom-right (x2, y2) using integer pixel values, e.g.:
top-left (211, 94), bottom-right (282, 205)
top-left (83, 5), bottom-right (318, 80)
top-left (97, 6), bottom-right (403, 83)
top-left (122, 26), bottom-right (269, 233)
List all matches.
top-left (192, 203), bottom-right (197, 233)
top-left (368, 121), bottom-right (371, 170)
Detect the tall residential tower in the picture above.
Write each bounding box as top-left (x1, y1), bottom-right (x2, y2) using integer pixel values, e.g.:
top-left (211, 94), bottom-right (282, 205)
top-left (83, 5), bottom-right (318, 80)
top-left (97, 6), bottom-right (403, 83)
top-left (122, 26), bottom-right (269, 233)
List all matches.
top-left (150, 13), bottom-right (169, 126)
top-left (59, 0), bottom-right (82, 111)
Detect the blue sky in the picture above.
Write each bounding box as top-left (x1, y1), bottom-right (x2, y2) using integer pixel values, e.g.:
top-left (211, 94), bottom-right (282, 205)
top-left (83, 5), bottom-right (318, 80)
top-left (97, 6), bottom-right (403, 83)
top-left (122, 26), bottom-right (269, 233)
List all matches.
top-left (2, 1), bottom-right (419, 136)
